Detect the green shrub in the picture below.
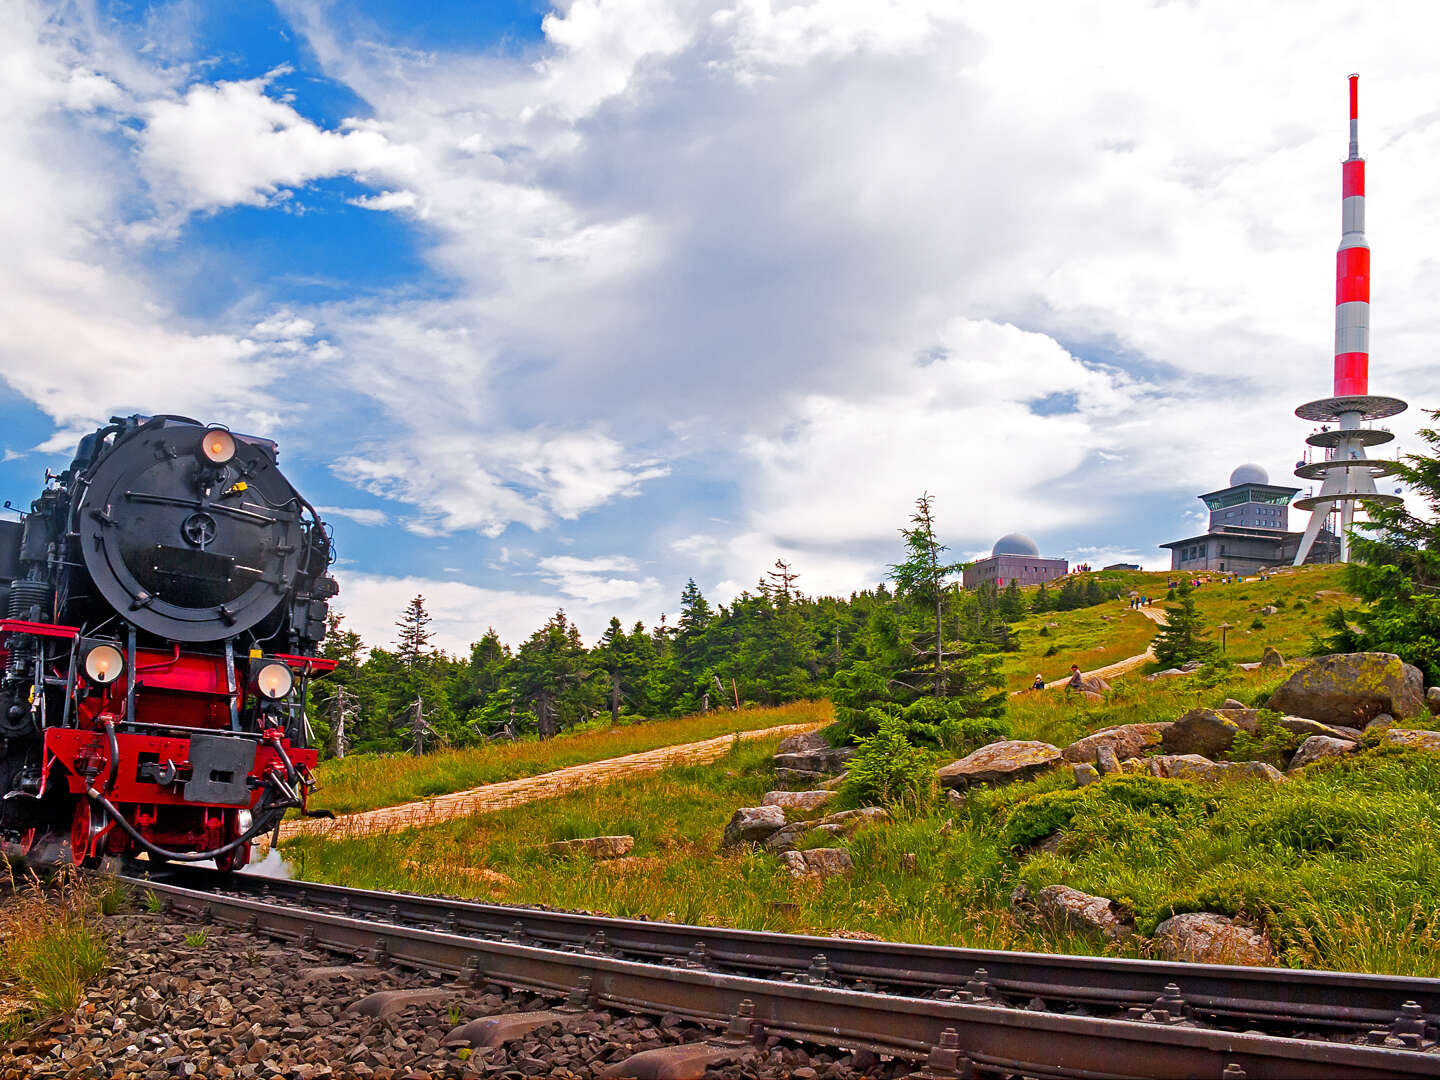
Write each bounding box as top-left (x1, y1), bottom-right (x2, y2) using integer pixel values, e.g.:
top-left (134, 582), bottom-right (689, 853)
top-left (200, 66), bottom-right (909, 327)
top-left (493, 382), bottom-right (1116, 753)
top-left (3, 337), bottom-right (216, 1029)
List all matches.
top-left (1250, 617), bottom-right (1266, 630)
top-left (1235, 797), bottom-right (1379, 855)
top-left (1227, 710), bottom-right (1304, 768)
top-left (1001, 787), bottom-right (1088, 847)
top-left (1043, 644), bottom-right (1059, 657)
top-left (838, 713), bottom-right (938, 814)
top-left (867, 699), bottom-right (1016, 754)
top-left (1000, 775), bottom-right (1212, 849)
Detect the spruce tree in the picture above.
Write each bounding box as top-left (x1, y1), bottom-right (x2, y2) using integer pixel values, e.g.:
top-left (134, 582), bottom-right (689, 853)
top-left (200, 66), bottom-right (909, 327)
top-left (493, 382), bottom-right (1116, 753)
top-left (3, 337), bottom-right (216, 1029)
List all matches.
top-left (1323, 410), bottom-right (1440, 680)
top-left (508, 610), bottom-right (593, 737)
top-left (1033, 581), bottom-right (1052, 612)
top-left (395, 595), bottom-right (433, 670)
top-left (1151, 580), bottom-right (1217, 667)
top-left (999, 579), bottom-right (1028, 622)
top-left (889, 493), bottom-right (964, 696)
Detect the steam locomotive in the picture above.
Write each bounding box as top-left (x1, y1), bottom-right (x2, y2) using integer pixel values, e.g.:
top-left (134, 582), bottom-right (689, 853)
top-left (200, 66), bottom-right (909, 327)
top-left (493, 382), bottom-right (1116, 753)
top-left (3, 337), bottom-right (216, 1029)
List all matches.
top-left (0, 414), bottom-right (337, 870)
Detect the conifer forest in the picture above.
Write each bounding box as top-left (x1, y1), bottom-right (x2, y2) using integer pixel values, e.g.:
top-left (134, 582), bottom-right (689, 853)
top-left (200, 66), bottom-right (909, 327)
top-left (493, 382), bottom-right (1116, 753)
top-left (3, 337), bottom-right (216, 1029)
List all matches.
top-left (316, 497), bottom-right (1124, 756)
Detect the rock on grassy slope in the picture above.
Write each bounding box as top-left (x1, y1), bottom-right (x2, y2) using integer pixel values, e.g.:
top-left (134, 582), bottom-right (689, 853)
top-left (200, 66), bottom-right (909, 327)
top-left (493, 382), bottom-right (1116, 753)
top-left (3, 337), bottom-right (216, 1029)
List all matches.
top-left (285, 643), bottom-right (1440, 976)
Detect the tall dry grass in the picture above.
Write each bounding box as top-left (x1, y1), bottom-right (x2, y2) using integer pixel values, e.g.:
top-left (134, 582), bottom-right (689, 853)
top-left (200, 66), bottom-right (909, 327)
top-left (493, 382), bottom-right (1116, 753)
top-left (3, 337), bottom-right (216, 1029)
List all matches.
top-left (0, 866), bottom-right (117, 1040)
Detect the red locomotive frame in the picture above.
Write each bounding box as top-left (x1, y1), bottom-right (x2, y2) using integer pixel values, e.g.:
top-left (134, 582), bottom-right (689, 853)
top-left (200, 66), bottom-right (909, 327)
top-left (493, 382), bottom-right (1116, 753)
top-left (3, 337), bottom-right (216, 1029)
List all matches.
top-left (1, 618), bottom-right (333, 869)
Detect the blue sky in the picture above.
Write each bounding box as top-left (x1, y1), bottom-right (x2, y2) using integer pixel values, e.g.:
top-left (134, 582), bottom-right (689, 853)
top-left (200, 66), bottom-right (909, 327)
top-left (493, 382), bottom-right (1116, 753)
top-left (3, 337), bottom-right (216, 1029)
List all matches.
top-left (2, 1), bottom-right (1438, 653)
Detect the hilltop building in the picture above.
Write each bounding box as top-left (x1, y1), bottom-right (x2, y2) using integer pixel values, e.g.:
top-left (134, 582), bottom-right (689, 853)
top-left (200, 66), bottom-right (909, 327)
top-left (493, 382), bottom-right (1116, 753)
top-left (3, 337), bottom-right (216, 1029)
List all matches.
top-left (963, 533), bottom-right (1068, 589)
top-left (1160, 464), bottom-right (1336, 573)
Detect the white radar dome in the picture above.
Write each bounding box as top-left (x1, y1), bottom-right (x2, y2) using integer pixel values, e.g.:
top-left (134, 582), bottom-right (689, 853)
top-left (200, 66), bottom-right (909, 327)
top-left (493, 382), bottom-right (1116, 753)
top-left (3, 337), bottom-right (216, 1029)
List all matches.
top-left (1229, 463), bottom-right (1269, 486)
top-left (992, 532), bottom-right (1041, 557)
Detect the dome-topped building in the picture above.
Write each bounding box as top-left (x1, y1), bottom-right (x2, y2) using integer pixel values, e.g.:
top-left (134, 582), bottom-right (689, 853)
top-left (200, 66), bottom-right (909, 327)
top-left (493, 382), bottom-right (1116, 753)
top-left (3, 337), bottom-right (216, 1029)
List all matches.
top-left (1229, 463), bottom-right (1269, 487)
top-left (963, 533), bottom-right (1068, 590)
top-left (992, 532), bottom-right (1041, 558)
top-left (1159, 463), bottom-right (1336, 572)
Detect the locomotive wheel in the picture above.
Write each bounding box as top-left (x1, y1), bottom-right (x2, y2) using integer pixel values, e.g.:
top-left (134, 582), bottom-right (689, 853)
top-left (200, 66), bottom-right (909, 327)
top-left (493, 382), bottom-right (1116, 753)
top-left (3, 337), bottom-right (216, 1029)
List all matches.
top-left (214, 812), bottom-right (250, 872)
top-left (70, 800), bottom-right (104, 870)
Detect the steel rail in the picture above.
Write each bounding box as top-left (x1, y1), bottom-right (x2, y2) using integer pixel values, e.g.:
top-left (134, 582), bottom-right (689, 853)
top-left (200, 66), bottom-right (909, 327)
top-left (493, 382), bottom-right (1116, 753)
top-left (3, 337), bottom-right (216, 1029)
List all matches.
top-left (139, 865), bottom-right (1440, 1034)
top-left (123, 875), bottom-right (1438, 1080)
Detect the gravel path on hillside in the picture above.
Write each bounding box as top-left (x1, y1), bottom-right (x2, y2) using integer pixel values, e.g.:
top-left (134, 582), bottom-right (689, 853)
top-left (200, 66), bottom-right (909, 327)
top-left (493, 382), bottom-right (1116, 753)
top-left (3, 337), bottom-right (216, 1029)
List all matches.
top-left (280, 721), bottom-right (825, 843)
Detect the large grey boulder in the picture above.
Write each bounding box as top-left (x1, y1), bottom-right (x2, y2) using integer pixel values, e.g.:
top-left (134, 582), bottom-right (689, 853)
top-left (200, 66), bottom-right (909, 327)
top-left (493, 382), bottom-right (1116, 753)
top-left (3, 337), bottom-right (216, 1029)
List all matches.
top-left (1276, 716), bottom-right (1354, 741)
top-left (1061, 723), bottom-right (1170, 764)
top-left (1265, 652), bottom-right (1426, 725)
top-left (937, 741), bottom-right (1062, 790)
top-left (1428, 687), bottom-right (1440, 715)
top-left (1287, 735), bottom-right (1356, 771)
top-left (761, 789), bottom-right (835, 812)
top-left (1160, 709), bottom-right (1255, 757)
top-left (1381, 729), bottom-right (1440, 753)
top-left (546, 835), bottom-right (634, 859)
top-left (818, 806), bottom-right (891, 829)
top-left (764, 806), bottom-right (890, 853)
top-left (1034, 885), bottom-right (1133, 941)
top-left (773, 747), bottom-right (855, 775)
top-left (1095, 745), bottom-right (1120, 776)
top-left (721, 805), bottom-right (786, 849)
top-left (1149, 755), bottom-right (1284, 783)
top-left (779, 847), bottom-right (853, 880)
top-left (1152, 913), bottom-right (1274, 965)
top-left (775, 730), bottom-right (830, 755)
top-left (1260, 646), bottom-right (1284, 668)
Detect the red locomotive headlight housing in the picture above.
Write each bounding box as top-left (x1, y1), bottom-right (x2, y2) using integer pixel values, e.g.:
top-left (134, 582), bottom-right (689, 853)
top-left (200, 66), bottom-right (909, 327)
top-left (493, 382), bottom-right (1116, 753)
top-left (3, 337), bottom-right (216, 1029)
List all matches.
top-left (252, 660), bottom-right (294, 700)
top-left (198, 427), bottom-right (236, 466)
top-left (83, 643), bottom-right (124, 684)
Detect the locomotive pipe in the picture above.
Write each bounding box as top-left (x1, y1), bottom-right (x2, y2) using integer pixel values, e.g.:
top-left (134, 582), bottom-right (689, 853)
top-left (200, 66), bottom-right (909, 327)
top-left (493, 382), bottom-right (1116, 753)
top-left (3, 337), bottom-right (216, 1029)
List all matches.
top-left (102, 719), bottom-right (120, 796)
top-left (266, 733), bottom-right (300, 787)
top-left (82, 787), bottom-right (284, 863)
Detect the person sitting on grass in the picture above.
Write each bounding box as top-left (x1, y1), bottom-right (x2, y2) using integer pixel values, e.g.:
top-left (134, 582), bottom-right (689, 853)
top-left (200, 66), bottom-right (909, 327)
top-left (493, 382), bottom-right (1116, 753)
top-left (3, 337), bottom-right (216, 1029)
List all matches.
top-left (1032, 673), bottom-right (1045, 691)
top-left (1067, 664), bottom-right (1083, 691)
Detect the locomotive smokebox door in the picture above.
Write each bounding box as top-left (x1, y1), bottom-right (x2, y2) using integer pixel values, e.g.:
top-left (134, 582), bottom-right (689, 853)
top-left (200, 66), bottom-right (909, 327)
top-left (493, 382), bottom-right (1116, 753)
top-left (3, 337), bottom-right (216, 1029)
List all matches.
top-left (75, 420), bottom-right (304, 642)
top-left (184, 733), bottom-right (259, 806)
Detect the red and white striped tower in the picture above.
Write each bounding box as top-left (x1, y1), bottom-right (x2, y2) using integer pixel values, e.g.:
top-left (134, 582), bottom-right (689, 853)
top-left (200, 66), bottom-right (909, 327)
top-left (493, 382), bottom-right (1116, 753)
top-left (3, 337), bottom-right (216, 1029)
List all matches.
top-left (1292, 74), bottom-right (1405, 565)
top-left (1334, 73), bottom-right (1370, 396)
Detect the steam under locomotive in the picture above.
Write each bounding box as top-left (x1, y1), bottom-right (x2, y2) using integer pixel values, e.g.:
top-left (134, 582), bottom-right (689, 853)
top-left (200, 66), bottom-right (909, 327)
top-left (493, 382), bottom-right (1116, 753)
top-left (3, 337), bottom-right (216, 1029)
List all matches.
top-left (0, 414), bottom-right (338, 869)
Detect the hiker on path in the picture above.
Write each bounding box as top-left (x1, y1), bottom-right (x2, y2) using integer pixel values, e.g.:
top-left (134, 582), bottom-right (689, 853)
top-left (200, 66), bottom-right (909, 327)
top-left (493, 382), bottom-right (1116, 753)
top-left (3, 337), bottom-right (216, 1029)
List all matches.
top-left (1032, 673), bottom-right (1045, 691)
top-left (1067, 664), bottom-right (1083, 691)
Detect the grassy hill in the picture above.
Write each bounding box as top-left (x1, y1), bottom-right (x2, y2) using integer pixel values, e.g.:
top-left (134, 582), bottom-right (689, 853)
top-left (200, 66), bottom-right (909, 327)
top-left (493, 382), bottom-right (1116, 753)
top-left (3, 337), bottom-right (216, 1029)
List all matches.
top-left (280, 562), bottom-right (1440, 977)
top-left (998, 564), bottom-right (1351, 691)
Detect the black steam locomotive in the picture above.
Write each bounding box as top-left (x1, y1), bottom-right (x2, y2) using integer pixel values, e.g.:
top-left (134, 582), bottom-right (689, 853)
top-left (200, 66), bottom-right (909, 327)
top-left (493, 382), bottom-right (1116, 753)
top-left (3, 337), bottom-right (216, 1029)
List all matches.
top-left (0, 414), bottom-right (337, 869)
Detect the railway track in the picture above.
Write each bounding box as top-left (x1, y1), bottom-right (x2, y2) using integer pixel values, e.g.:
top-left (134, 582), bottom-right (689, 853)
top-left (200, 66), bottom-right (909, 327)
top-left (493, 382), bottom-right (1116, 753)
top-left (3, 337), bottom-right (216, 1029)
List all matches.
top-left (118, 866), bottom-right (1440, 1079)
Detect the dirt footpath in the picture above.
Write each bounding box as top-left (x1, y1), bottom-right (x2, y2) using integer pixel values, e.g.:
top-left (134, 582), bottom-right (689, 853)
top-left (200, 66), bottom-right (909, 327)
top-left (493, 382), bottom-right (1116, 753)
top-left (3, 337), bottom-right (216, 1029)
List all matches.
top-left (279, 720), bottom-right (825, 843)
top-left (1014, 606), bottom-right (1169, 695)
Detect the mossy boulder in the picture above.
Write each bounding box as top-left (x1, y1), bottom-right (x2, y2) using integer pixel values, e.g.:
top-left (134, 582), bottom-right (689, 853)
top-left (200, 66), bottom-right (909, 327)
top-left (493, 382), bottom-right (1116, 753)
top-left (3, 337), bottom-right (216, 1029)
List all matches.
top-left (1161, 709), bottom-right (1255, 757)
top-left (1061, 722), bottom-right (1170, 764)
top-left (1287, 735), bottom-right (1357, 771)
top-left (937, 740), bottom-right (1061, 790)
top-left (1380, 729), bottom-right (1440, 753)
top-left (1266, 652), bottom-right (1425, 726)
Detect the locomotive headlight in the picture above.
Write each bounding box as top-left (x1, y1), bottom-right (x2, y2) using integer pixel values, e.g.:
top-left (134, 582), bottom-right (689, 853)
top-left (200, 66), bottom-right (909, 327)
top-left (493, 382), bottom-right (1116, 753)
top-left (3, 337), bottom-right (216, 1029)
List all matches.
top-left (83, 644), bottom-right (124, 685)
top-left (253, 661), bottom-right (294, 700)
top-left (198, 427), bottom-right (236, 465)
